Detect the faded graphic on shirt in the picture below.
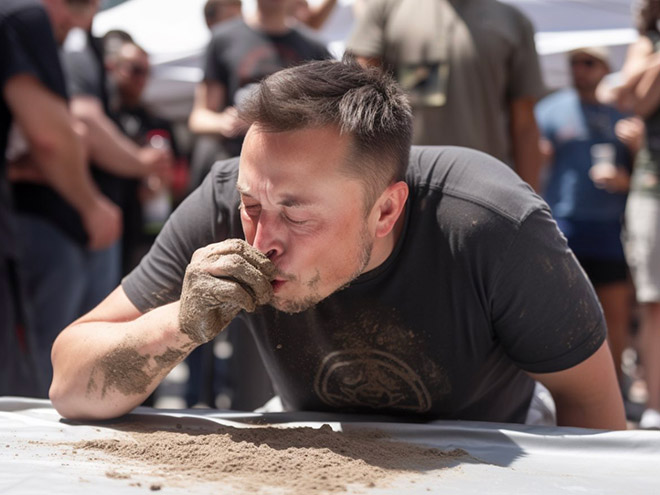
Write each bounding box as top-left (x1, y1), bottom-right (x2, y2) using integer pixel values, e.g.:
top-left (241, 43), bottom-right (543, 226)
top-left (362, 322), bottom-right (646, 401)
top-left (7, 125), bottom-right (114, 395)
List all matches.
top-left (314, 349), bottom-right (432, 412)
top-left (311, 307), bottom-right (450, 414)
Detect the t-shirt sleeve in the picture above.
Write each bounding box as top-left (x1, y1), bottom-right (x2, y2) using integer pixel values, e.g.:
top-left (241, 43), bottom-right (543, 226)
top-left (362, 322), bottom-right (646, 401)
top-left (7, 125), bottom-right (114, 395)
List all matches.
top-left (122, 170), bottom-right (224, 312)
top-left (203, 33), bottom-right (228, 84)
top-left (345, 0), bottom-right (388, 58)
top-left (61, 45), bottom-right (102, 98)
top-left (506, 10), bottom-right (545, 101)
top-left (0, 6), bottom-right (66, 99)
top-left (490, 207), bottom-right (606, 373)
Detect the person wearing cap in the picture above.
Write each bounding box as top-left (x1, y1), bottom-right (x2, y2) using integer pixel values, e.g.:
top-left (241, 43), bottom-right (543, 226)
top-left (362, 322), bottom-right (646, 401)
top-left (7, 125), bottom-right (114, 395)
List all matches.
top-left (535, 46), bottom-right (641, 392)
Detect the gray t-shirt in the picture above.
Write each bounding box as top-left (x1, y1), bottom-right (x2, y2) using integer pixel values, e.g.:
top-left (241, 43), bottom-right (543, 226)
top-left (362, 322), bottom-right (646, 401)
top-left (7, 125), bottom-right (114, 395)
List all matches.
top-left (123, 146), bottom-right (605, 424)
top-left (346, 0), bottom-right (545, 164)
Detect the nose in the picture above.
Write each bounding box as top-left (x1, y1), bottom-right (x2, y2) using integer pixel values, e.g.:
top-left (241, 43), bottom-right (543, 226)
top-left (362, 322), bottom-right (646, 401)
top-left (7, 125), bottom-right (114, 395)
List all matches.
top-left (251, 212), bottom-right (284, 262)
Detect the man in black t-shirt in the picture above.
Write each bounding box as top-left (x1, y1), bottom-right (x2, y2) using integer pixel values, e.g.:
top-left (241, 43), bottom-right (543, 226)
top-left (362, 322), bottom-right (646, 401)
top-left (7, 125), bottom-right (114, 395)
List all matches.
top-left (50, 60), bottom-right (626, 431)
top-left (0, 0), bottom-right (121, 396)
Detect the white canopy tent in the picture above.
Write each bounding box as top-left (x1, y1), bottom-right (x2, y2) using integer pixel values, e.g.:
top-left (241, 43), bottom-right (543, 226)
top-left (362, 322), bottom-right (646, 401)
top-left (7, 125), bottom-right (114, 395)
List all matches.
top-left (91, 0), bottom-right (638, 122)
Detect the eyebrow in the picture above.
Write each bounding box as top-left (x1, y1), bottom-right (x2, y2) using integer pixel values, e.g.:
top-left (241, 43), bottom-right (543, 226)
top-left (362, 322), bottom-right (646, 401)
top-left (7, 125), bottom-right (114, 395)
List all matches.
top-left (236, 184), bottom-right (314, 208)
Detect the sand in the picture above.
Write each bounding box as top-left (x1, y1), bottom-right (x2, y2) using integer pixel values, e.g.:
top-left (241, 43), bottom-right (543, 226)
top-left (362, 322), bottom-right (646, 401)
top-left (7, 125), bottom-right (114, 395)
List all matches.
top-left (71, 421), bottom-right (468, 494)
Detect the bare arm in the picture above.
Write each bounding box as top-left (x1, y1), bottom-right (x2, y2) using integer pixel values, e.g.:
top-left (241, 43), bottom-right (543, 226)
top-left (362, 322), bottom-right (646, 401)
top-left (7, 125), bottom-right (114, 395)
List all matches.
top-left (50, 239), bottom-right (275, 420)
top-left (49, 288), bottom-right (190, 420)
top-left (619, 37), bottom-right (660, 117)
top-left (4, 74), bottom-right (121, 250)
top-left (528, 341), bottom-right (626, 430)
top-left (509, 97), bottom-right (543, 193)
top-left (71, 96), bottom-right (173, 179)
top-left (300, 0), bottom-right (338, 30)
top-left (188, 81), bottom-right (247, 138)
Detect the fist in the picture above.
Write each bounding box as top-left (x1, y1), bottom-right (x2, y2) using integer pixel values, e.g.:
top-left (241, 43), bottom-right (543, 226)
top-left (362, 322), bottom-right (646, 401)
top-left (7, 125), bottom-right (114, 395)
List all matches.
top-left (179, 239), bottom-right (276, 344)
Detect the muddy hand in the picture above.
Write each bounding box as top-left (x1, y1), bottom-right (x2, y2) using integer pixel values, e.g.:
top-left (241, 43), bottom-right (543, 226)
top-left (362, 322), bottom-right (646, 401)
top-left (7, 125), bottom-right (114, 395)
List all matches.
top-left (179, 239), bottom-right (276, 344)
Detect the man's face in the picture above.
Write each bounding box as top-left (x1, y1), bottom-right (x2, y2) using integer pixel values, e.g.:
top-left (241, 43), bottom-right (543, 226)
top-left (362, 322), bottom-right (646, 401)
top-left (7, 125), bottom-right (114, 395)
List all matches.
top-left (257, 0), bottom-right (293, 16)
top-left (114, 47), bottom-right (150, 101)
top-left (237, 125), bottom-right (376, 314)
top-left (570, 54), bottom-right (609, 92)
top-left (43, 0), bottom-right (99, 44)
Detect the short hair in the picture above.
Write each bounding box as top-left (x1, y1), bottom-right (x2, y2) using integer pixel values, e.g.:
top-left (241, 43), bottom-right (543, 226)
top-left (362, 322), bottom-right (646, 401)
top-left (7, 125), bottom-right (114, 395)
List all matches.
top-left (240, 59), bottom-right (413, 208)
top-left (204, 0), bottom-right (241, 23)
top-left (634, 0), bottom-right (660, 34)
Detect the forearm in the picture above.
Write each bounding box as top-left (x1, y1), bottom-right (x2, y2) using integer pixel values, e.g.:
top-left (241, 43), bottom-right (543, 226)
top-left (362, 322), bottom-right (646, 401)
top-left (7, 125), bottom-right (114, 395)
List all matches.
top-left (633, 62), bottom-right (660, 118)
top-left (30, 127), bottom-right (104, 213)
top-left (304, 0), bottom-right (338, 30)
top-left (50, 302), bottom-right (196, 420)
top-left (71, 98), bottom-right (149, 178)
top-left (188, 106), bottom-right (234, 136)
top-left (553, 389), bottom-right (627, 430)
top-left (511, 123), bottom-right (543, 193)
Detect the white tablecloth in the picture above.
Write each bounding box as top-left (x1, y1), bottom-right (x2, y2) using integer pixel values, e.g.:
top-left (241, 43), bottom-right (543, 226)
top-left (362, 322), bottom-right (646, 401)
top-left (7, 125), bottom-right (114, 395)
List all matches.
top-left (1, 397), bottom-right (658, 494)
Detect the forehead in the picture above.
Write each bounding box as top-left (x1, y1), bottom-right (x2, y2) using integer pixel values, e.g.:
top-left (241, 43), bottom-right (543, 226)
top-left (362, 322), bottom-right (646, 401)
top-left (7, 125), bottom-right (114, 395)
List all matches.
top-left (237, 125), bottom-right (360, 198)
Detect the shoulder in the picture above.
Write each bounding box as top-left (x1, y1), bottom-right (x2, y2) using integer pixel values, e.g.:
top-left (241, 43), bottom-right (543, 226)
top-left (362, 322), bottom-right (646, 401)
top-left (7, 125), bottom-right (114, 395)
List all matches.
top-left (209, 18), bottom-right (249, 43)
top-left (536, 89), bottom-right (576, 114)
top-left (0, 0), bottom-right (43, 23)
top-left (407, 146), bottom-right (547, 226)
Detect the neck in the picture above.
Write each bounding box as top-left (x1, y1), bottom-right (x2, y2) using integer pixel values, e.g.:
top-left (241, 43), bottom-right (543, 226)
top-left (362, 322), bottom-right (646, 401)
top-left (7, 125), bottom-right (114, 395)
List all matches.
top-left (248, 8), bottom-right (290, 34)
top-left (577, 88), bottom-right (598, 104)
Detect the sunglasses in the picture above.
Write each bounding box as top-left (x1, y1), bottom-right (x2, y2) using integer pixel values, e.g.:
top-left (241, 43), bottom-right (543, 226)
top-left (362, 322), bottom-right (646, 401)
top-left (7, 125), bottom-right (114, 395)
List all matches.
top-left (124, 64), bottom-right (150, 77)
top-left (570, 58), bottom-right (598, 68)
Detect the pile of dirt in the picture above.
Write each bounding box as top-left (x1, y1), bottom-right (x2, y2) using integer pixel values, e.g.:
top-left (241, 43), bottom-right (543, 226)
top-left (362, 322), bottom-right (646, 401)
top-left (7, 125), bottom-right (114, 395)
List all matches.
top-left (75, 422), bottom-right (468, 493)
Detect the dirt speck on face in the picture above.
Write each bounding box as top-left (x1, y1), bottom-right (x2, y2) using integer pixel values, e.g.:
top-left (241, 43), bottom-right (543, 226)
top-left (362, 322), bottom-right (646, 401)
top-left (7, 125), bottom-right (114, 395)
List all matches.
top-left (75, 422), bottom-right (468, 494)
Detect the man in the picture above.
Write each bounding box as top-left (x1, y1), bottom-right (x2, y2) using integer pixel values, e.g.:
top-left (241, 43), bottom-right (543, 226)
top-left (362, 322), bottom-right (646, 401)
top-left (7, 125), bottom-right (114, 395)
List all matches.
top-left (204, 0), bottom-right (242, 30)
top-left (536, 47), bottom-right (639, 386)
top-left (50, 60), bottom-right (625, 430)
top-left (617, 0), bottom-right (660, 429)
top-left (108, 40), bottom-right (186, 275)
top-left (0, 0), bottom-right (121, 396)
top-left (12, 3), bottom-right (173, 393)
top-left (187, 0), bottom-right (330, 190)
top-left (346, 0), bottom-right (545, 191)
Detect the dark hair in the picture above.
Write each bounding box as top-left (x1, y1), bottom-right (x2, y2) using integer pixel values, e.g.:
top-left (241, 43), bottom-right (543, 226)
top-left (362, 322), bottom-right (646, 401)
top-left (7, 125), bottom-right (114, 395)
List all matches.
top-left (240, 59), bottom-right (412, 208)
top-left (204, 0), bottom-right (241, 22)
top-left (635, 0), bottom-right (660, 34)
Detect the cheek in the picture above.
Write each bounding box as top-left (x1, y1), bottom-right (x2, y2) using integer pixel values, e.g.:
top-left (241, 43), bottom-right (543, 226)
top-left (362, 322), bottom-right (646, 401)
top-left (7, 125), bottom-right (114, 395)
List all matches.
top-left (240, 216), bottom-right (256, 244)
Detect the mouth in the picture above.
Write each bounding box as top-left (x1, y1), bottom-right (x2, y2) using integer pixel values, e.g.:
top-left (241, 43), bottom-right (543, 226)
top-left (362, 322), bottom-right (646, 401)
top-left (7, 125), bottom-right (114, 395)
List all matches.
top-left (271, 279), bottom-right (286, 292)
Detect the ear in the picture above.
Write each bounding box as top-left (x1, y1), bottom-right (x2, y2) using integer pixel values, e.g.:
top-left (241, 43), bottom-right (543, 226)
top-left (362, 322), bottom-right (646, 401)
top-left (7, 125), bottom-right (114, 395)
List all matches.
top-left (371, 181), bottom-right (409, 238)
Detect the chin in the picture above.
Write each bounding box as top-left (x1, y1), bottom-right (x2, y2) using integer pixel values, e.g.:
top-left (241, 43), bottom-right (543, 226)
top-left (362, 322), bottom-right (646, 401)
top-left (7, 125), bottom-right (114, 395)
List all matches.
top-left (270, 294), bottom-right (321, 315)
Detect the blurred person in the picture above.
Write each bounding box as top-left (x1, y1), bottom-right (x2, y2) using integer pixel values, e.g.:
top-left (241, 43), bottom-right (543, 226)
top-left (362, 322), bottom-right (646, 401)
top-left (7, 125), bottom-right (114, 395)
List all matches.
top-left (617, 0), bottom-right (660, 429)
top-left (1, 0), bottom-right (121, 396)
top-left (108, 40), bottom-right (187, 275)
top-left (11, 4), bottom-right (173, 392)
top-left (51, 60), bottom-right (625, 431)
top-left (536, 47), bottom-right (639, 385)
top-left (346, 0), bottom-right (545, 192)
top-left (187, 0), bottom-right (331, 192)
top-left (204, 0), bottom-right (242, 30)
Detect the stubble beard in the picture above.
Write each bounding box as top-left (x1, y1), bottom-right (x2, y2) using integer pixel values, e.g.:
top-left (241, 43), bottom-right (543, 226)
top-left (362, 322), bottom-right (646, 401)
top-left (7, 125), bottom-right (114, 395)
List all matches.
top-left (271, 224), bottom-right (374, 315)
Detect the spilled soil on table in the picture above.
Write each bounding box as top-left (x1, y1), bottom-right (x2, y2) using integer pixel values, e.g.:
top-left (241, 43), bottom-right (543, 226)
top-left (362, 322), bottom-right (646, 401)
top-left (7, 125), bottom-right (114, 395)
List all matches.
top-left (71, 421), bottom-right (469, 493)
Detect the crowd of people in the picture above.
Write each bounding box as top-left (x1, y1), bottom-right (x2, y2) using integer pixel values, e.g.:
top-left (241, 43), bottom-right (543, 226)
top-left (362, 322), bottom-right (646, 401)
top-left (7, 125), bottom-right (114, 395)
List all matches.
top-left (1, 0), bottom-right (658, 430)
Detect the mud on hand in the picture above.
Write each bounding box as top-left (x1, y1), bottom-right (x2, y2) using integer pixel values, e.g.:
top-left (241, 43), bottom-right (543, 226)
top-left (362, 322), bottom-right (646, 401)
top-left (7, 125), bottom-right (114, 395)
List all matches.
top-left (179, 239), bottom-right (276, 344)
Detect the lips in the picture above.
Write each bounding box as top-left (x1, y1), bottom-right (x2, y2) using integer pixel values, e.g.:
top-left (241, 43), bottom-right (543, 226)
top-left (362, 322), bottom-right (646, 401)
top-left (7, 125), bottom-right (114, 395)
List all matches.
top-left (271, 279), bottom-right (286, 292)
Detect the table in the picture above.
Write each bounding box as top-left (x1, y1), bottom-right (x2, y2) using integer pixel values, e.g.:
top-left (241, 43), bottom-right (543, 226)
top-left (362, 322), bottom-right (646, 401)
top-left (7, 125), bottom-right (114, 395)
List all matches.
top-left (1, 398), bottom-right (658, 494)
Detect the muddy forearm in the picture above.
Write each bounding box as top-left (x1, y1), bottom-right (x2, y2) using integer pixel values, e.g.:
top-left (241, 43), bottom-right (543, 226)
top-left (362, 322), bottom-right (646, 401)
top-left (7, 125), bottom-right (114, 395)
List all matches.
top-left (50, 302), bottom-right (196, 420)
